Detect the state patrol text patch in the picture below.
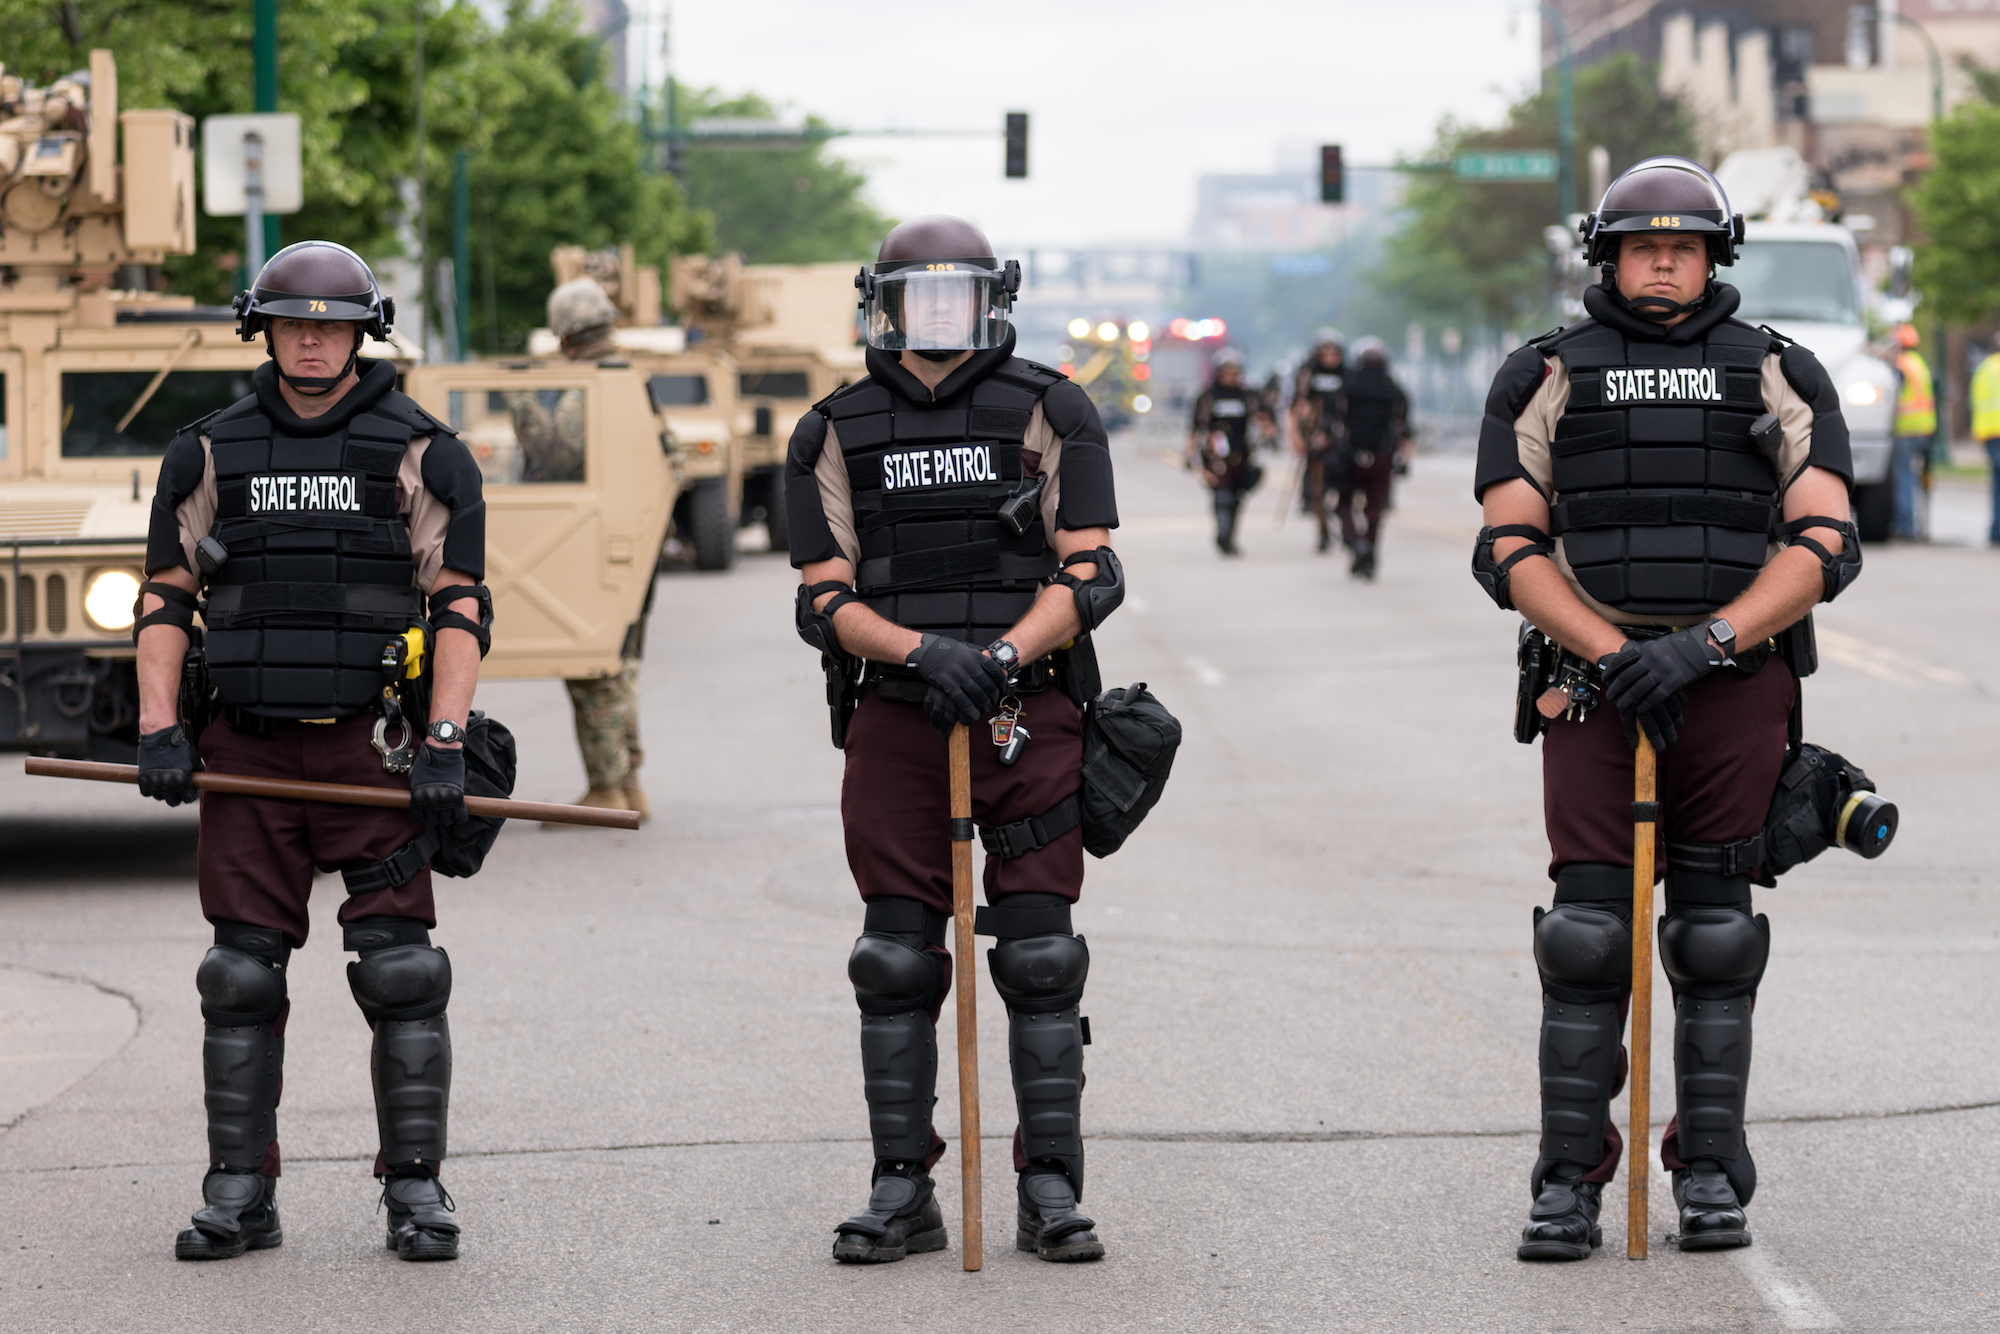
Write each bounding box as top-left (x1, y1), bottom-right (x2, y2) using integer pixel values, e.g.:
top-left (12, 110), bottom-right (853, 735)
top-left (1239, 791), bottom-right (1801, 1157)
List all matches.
top-left (1601, 366), bottom-right (1725, 404)
top-left (880, 444), bottom-right (998, 491)
top-left (247, 472), bottom-right (365, 514)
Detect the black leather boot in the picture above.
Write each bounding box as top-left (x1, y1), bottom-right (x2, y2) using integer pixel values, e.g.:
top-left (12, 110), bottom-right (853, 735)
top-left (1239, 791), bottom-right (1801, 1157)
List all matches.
top-left (832, 1164), bottom-right (948, 1263)
top-left (175, 1170), bottom-right (282, 1260)
top-left (382, 1173), bottom-right (460, 1260)
top-left (1016, 1165), bottom-right (1103, 1262)
top-left (1672, 1160), bottom-right (1752, 1250)
top-left (1516, 1161), bottom-right (1602, 1261)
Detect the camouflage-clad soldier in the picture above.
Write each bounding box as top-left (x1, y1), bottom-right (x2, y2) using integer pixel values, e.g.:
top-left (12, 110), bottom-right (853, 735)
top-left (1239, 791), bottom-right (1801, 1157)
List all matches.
top-left (538, 279), bottom-right (650, 821)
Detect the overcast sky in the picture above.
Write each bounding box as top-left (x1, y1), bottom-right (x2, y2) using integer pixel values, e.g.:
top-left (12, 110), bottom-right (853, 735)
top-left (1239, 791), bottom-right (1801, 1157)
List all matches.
top-left (637, 0), bottom-right (1544, 251)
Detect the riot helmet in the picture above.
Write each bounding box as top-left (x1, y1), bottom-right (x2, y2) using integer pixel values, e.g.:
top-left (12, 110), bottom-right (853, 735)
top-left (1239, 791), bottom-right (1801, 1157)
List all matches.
top-left (548, 278), bottom-right (619, 344)
top-left (856, 215), bottom-right (1021, 358)
top-left (1314, 327), bottom-right (1345, 351)
top-left (1577, 156), bottom-right (1744, 268)
top-left (233, 241), bottom-right (393, 395)
top-left (1351, 335), bottom-right (1389, 369)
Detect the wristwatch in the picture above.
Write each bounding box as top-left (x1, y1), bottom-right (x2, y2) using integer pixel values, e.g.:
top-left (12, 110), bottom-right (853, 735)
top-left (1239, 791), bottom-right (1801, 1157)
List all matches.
top-left (427, 719), bottom-right (466, 746)
top-left (987, 640), bottom-right (1021, 671)
top-left (1704, 617), bottom-right (1737, 662)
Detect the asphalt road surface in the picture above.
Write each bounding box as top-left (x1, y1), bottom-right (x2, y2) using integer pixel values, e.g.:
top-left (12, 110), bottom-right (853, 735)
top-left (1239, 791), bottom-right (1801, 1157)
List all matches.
top-left (4, 438), bottom-right (1997, 1333)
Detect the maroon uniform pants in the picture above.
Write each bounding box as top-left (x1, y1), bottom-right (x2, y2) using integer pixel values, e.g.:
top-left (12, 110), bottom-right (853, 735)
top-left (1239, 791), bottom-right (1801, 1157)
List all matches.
top-left (1538, 656), bottom-right (1794, 1179)
top-left (1335, 449), bottom-right (1393, 550)
top-left (197, 714), bottom-right (437, 946)
top-left (841, 689), bottom-right (1085, 917)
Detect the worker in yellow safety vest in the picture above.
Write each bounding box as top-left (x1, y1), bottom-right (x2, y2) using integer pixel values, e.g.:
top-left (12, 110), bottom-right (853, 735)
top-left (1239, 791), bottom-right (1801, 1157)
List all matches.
top-left (1973, 335), bottom-right (2000, 545)
top-left (1891, 324), bottom-right (1935, 539)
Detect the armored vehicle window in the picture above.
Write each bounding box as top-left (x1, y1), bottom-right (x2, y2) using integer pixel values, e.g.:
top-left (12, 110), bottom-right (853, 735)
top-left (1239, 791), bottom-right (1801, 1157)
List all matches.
top-left (61, 370), bottom-right (254, 457)
top-left (1730, 241), bottom-right (1861, 327)
top-left (648, 374), bottom-right (710, 409)
top-left (450, 387), bottom-right (587, 485)
top-left (739, 370), bottom-right (810, 399)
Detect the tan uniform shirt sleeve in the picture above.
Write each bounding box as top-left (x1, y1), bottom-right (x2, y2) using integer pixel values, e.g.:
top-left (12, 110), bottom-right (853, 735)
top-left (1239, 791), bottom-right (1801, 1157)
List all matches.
top-left (1760, 353), bottom-right (1815, 492)
top-left (814, 421), bottom-right (860, 567)
top-left (1512, 353), bottom-right (1569, 499)
top-left (1024, 402), bottom-right (1064, 536)
top-left (173, 437), bottom-right (220, 573)
top-left (399, 435), bottom-right (454, 588)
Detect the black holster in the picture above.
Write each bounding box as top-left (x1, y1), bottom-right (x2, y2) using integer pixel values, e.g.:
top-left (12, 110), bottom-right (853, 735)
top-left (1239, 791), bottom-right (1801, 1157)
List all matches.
top-left (826, 653), bottom-right (863, 750)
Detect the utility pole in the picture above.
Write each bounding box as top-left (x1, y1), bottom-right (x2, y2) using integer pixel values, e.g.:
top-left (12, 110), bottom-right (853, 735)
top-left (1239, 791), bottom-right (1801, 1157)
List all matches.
top-left (414, 0), bottom-right (428, 359)
top-left (254, 0), bottom-right (280, 266)
top-left (1536, 3), bottom-right (1577, 220)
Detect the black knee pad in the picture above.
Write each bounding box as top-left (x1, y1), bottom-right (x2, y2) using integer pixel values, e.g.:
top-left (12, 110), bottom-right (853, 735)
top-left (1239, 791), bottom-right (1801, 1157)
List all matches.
top-left (347, 922), bottom-right (452, 1023)
top-left (1659, 908), bottom-right (1769, 1000)
top-left (849, 935), bottom-right (942, 1016)
top-left (989, 934), bottom-right (1090, 1014)
top-left (1533, 902), bottom-right (1632, 1004)
top-left (197, 921), bottom-right (290, 1025)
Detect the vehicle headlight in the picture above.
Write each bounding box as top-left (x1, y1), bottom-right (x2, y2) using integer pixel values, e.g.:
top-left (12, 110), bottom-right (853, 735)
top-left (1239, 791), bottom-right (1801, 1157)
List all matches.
top-left (84, 568), bottom-right (142, 633)
top-left (1844, 381), bottom-right (1882, 406)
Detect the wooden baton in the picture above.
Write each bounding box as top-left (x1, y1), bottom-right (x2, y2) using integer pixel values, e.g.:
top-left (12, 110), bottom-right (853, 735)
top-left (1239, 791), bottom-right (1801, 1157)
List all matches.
top-left (23, 757), bottom-right (641, 830)
top-left (948, 722), bottom-right (983, 1272)
top-left (1628, 731), bottom-right (1658, 1260)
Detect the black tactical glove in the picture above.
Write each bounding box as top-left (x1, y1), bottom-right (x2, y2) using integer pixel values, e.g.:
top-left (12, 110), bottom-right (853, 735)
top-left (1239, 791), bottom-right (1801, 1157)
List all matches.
top-left (408, 741), bottom-right (469, 828)
top-left (906, 632), bottom-right (1010, 738)
top-left (1598, 631), bottom-right (1715, 751)
top-left (136, 725), bottom-right (200, 807)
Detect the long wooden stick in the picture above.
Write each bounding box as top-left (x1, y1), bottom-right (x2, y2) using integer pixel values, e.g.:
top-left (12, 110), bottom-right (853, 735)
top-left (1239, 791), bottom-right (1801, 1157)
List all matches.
top-left (23, 757), bottom-right (640, 830)
top-left (948, 722), bottom-right (982, 1272)
top-left (1628, 731), bottom-right (1658, 1260)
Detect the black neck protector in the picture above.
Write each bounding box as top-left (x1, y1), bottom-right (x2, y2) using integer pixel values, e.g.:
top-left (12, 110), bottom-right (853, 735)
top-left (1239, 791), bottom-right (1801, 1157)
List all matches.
top-left (253, 357), bottom-right (397, 438)
top-left (1583, 280), bottom-right (1742, 344)
top-left (864, 325), bottom-right (1018, 403)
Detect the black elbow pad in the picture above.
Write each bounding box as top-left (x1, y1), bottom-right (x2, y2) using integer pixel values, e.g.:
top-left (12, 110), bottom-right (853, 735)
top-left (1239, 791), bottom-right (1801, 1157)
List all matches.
top-left (428, 583), bottom-right (493, 656)
top-left (1778, 516), bottom-right (1862, 602)
top-left (1052, 547), bottom-right (1123, 632)
top-left (1471, 524), bottom-right (1553, 611)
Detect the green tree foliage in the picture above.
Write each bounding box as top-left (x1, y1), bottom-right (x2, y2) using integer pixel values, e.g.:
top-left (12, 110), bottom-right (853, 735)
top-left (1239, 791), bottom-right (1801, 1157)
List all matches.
top-left (438, 1), bottom-right (709, 353)
top-left (1908, 66), bottom-right (2000, 327)
top-left (0, 0), bottom-right (709, 350)
top-left (674, 88), bottom-right (893, 262)
top-left (1375, 54), bottom-right (1699, 330)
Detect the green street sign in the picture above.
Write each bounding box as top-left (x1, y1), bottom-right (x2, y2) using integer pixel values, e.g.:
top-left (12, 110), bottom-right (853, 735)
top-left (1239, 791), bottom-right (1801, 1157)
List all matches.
top-left (1454, 151), bottom-right (1559, 182)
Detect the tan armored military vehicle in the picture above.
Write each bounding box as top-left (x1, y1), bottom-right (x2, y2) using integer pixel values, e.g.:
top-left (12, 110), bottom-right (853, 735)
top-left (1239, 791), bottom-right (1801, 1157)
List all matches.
top-left (534, 246), bottom-right (742, 570)
top-left (401, 358), bottom-right (678, 680)
top-left (669, 255), bottom-right (862, 553)
top-left (0, 51), bottom-right (386, 759)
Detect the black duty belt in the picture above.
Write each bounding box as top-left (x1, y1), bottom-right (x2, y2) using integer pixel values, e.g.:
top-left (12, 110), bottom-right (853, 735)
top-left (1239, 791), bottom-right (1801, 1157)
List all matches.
top-left (221, 706), bottom-right (358, 737)
top-left (866, 654), bottom-right (1059, 704)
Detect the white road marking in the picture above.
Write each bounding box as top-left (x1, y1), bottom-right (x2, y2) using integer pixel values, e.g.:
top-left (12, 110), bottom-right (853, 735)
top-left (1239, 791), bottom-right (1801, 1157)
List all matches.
top-left (1732, 1245), bottom-right (1841, 1329)
top-left (1185, 656), bottom-right (1226, 687)
top-left (1816, 627), bottom-right (1968, 686)
top-left (1649, 1158), bottom-right (1838, 1329)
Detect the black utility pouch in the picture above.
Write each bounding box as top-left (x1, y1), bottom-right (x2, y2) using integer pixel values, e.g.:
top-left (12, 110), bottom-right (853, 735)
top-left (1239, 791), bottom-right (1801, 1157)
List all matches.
top-left (341, 710), bottom-right (518, 896)
top-left (1079, 682), bottom-right (1182, 858)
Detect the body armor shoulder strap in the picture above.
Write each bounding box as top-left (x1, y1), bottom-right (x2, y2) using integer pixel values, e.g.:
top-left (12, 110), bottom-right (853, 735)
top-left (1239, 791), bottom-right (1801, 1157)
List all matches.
top-left (365, 388), bottom-right (457, 440)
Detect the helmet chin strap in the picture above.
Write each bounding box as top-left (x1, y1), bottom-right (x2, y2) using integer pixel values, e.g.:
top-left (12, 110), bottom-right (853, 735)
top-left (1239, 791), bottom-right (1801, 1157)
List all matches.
top-left (1600, 267), bottom-right (1710, 324)
top-left (269, 327), bottom-right (361, 396)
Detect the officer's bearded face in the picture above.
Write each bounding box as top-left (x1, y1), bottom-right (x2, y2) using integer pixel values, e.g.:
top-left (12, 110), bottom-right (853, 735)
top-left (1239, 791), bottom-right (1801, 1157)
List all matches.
top-left (1615, 233), bottom-right (1708, 313)
top-left (905, 275), bottom-right (979, 348)
top-left (270, 318), bottom-right (362, 380)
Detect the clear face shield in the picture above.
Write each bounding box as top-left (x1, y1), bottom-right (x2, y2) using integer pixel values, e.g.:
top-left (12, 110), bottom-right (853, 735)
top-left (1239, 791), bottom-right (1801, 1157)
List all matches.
top-left (860, 263), bottom-right (1017, 352)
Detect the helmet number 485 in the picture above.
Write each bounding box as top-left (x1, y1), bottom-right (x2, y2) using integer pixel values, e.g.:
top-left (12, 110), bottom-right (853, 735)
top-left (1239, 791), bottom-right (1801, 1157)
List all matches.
top-left (1648, 216), bottom-right (1683, 228)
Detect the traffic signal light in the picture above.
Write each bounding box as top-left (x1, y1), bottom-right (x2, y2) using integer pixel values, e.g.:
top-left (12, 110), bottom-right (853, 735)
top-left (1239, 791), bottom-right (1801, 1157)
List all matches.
top-left (1005, 112), bottom-right (1028, 178)
top-left (1320, 145), bottom-right (1343, 204)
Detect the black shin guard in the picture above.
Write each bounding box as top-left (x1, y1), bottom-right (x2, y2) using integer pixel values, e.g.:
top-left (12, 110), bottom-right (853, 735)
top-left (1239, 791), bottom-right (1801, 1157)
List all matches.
top-left (859, 1010), bottom-right (939, 1164)
top-left (1010, 1007), bottom-right (1087, 1196)
top-left (1660, 875), bottom-right (1768, 1207)
top-left (346, 918), bottom-right (453, 1173)
top-left (196, 922), bottom-right (291, 1173)
top-left (1531, 881), bottom-right (1633, 1176)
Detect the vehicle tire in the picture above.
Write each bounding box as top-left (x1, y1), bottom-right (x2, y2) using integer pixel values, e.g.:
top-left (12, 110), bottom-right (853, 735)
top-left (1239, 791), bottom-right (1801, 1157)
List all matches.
top-left (763, 475), bottom-right (790, 553)
top-left (688, 480), bottom-right (735, 571)
top-left (1853, 480), bottom-right (1893, 544)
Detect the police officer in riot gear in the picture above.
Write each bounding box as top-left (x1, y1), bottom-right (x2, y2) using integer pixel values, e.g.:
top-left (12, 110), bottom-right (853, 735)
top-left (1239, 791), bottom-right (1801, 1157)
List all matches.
top-left (1471, 158), bottom-right (1859, 1258)
top-left (135, 241), bottom-right (493, 1262)
top-left (1291, 329), bottom-right (1345, 552)
top-left (788, 215), bottom-right (1121, 1264)
top-left (1338, 337), bottom-right (1411, 580)
top-left (1187, 349), bottom-right (1270, 555)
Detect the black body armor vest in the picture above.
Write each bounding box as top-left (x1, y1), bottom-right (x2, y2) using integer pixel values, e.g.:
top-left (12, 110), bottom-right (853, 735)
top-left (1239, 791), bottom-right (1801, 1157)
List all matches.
top-left (1201, 385), bottom-right (1252, 455)
top-left (825, 353), bottom-right (1066, 646)
top-left (1544, 286), bottom-right (1781, 617)
top-left (197, 364), bottom-right (433, 718)
top-left (1342, 367), bottom-right (1401, 453)
top-left (1300, 366), bottom-right (1343, 432)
